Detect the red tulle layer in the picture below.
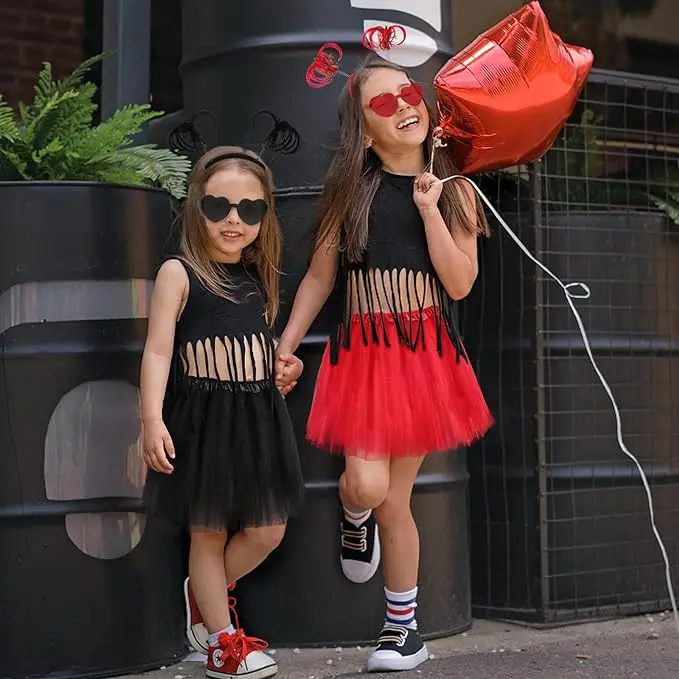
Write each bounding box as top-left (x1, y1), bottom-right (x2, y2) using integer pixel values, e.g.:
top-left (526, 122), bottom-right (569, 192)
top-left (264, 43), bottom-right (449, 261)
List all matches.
top-left (306, 307), bottom-right (494, 459)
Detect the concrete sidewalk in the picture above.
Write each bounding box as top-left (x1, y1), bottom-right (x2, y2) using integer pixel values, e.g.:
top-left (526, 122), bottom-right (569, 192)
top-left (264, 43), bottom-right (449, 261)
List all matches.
top-left (130, 613), bottom-right (679, 679)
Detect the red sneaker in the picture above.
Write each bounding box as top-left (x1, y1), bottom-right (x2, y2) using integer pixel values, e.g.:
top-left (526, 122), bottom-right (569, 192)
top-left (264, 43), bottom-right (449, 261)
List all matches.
top-left (206, 629), bottom-right (277, 679)
top-left (184, 578), bottom-right (237, 655)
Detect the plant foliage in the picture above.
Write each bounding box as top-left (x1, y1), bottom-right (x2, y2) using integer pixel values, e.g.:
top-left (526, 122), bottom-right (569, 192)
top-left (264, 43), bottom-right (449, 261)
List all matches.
top-left (0, 53), bottom-right (190, 198)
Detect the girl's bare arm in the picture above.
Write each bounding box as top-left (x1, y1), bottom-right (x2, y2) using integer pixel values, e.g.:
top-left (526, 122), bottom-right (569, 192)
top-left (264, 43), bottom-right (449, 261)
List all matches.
top-left (277, 238), bottom-right (339, 355)
top-left (421, 181), bottom-right (479, 300)
top-left (140, 260), bottom-right (188, 423)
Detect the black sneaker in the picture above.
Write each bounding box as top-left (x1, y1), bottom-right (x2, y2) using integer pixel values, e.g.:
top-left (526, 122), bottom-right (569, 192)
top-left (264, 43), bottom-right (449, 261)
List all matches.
top-left (339, 510), bottom-right (381, 583)
top-left (366, 625), bottom-right (429, 672)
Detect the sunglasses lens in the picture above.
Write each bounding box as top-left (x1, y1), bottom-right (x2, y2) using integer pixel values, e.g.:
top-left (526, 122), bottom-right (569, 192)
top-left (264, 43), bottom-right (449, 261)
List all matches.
top-left (401, 84), bottom-right (423, 106)
top-left (237, 199), bottom-right (268, 225)
top-left (201, 195), bottom-right (231, 222)
top-left (370, 94), bottom-right (399, 117)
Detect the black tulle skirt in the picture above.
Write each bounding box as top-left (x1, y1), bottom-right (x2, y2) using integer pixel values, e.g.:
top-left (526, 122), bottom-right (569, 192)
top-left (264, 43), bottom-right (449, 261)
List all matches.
top-left (143, 377), bottom-right (305, 533)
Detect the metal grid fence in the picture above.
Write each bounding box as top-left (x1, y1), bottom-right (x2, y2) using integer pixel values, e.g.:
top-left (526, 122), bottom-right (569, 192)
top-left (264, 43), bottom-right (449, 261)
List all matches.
top-left (462, 68), bottom-right (679, 623)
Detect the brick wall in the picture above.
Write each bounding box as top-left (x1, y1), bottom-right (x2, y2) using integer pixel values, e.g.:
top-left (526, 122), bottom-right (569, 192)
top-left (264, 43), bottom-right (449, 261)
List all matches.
top-left (0, 0), bottom-right (84, 108)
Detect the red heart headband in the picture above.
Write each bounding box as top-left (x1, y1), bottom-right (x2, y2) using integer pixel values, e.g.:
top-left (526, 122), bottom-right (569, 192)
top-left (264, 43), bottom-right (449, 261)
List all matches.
top-left (305, 24), bottom-right (408, 91)
top-left (302, 24), bottom-right (484, 152)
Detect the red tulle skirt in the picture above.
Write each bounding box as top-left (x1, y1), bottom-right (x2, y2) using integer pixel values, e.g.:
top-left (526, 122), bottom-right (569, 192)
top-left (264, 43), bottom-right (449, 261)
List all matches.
top-left (306, 307), bottom-right (494, 459)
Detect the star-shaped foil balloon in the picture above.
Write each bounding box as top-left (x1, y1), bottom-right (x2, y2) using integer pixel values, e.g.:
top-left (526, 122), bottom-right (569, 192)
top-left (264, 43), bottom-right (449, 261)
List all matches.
top-left (434, 1), bottom-right (594, 175)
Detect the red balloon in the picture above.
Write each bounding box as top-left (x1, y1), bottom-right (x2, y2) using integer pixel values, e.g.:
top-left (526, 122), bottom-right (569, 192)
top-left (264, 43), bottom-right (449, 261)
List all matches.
top-left (433, 1), bottom-right (594, 175)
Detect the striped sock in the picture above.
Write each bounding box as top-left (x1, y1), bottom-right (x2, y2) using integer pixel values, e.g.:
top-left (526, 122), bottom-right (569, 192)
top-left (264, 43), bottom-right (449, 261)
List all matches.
top-left (344, 506), bottom-right (371, 527)
top-left (385, 586), bottom-right (418, 630)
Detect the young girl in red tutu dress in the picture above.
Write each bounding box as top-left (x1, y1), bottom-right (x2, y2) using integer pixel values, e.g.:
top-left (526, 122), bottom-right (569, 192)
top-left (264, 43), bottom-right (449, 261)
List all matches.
top-left (275, 54), bottom-right (493, 673)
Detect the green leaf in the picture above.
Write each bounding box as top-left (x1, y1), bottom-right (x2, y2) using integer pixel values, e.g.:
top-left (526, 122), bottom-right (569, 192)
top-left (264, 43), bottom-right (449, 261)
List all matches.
top-left (114, 145), bottom-right (192, 198)
top-left (0, 52), bottom-right (191, 191)
top-left (85, 105), bottom-right (161, 156)
top-left (649, 192), bottom-right (679, 226)
top-left (58, 53), bottom-right (109, 92)
top-left (0, 148), bottom-right (28, 180)
top-left (26, 90), bottom-right (80, 153)
top-left (0, 97), bottom-right (19, 141)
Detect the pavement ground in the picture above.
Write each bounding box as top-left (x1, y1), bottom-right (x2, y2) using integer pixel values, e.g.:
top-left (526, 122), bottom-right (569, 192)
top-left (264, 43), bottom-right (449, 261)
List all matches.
top-left (126, 612), bottom-right (679, 679)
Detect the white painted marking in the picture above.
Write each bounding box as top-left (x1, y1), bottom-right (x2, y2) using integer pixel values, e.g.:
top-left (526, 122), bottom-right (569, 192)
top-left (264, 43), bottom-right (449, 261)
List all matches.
top-left (362, 19), bottom-right (439, 67)
top-left (350, 0), bottom-right (442, 33)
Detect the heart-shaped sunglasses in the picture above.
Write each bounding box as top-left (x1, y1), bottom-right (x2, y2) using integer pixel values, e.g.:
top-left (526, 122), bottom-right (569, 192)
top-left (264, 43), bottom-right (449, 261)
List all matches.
top-left (367, 83), bottom-right (424, 118)
top-left (201, 195), bottom-right (269, 225)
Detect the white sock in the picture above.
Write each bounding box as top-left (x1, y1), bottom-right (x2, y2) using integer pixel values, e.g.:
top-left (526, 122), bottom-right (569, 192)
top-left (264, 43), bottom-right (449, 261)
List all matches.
top-left (207, 624), bottom-right (235, 647)
top-left (385, 586), bottom-right (418, 630)
top-left (344, 506), bottom-right (371, 527)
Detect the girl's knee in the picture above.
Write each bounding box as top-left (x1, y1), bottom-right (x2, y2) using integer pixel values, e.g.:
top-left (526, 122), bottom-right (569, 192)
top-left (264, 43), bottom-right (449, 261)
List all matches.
top-left (341, 462), bottom-right (390, 510)
top-left (243, 523), bottom-right (286, 552)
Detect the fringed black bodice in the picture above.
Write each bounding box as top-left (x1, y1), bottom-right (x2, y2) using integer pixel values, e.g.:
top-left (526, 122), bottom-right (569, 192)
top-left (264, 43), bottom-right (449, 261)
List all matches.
top-left (172, 259), bottom-right (275, 389)
top-left (329, 170), bottom-right (465, 364)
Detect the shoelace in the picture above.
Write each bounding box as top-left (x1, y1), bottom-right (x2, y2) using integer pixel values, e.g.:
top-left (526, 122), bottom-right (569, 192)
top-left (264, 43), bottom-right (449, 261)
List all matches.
top-left (216, 628), bottom-right (269, 664)
top-left (215, 589), bottom-right (269, 664)
top-left (340, 523), bottom-right (368, 552)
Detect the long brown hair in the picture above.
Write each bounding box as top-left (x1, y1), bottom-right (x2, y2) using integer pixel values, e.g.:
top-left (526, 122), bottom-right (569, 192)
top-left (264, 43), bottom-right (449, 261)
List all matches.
top-left (179, 145), bottom-right (281, 325)
top-left (315, 54), bottom-right (490, 262)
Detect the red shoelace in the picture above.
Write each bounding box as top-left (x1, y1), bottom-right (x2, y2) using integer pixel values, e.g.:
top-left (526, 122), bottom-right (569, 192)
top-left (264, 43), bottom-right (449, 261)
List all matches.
top-left (214, 590), bottom-right (269, 664)
top-left (216, 628), bottom-right (269, 664)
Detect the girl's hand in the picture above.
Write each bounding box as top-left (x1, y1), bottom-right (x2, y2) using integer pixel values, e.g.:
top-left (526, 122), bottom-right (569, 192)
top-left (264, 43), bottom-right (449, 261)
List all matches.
top-left (142, 419), bottom-right (175, 474)
top-left (413, 172), bottom-right (443, 213)
top-left (275, 352), bottom-right (303, 397)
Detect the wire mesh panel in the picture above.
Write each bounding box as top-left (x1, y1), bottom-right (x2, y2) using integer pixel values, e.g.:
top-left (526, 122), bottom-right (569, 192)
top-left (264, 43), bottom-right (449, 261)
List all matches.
top-left (463, 68), bottom-right (679, 623)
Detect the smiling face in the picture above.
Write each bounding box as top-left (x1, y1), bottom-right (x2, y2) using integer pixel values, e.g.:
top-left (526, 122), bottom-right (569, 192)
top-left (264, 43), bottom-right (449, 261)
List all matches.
top-left (201, 167), bottom-right (265, 263)
top-left (360, 66), bottom-right (430, 155)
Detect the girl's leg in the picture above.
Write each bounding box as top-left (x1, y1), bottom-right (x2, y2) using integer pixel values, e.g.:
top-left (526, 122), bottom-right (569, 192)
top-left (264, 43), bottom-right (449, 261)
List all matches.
top-left (374, 456), bottom-right (425, 594)
top-left (223, 523), bottom-right (286, 585)
top-left (189, 530), bottom-right (231, 634)
top-left (190, 528), bottom-right (279, 678)
top-left (338, 457), bottom-right (390, 583)
top-left (367, 456), bottom-right (428, 673)
top-left (187, 523), bottom-right (287, 649)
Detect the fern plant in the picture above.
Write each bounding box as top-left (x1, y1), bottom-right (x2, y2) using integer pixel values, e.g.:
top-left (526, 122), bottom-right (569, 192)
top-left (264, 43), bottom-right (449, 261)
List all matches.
top-left (649, 191), bottom-right (679, 226)
top-left (0, 53), bottom-right (190, 199)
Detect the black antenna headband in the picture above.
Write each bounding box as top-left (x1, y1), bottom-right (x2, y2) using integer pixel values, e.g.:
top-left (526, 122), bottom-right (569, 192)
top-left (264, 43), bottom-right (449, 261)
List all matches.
top-left (167, 109), bottom-right (302, 164)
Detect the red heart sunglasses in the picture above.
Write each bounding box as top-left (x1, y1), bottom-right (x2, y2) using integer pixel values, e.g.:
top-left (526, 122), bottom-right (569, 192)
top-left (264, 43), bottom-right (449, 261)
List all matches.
top-left (367, 83), bottom-right (424, 117)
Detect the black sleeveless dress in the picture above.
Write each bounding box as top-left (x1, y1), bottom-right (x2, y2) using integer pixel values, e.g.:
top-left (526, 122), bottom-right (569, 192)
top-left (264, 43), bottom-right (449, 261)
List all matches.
top-left (306, 170), bottom-right (493, 459)
top-left (144, 259), bottom-right (304, 532)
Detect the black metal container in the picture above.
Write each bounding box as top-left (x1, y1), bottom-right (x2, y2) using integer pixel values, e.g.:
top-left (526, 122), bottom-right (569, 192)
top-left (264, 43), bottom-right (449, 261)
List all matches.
top-left (0, 182), bottom-right (186, 678)
top-left (179, 0), bottom-right (472, 645)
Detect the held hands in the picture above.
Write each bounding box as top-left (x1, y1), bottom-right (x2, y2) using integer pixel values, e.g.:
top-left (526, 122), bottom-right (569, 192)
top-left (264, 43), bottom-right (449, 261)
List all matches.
top-left (275, 350), bottom-right (304, 397)
top-left (413, 171), bottom-right (443, 213)
top-left (142, 419), bottom-right (175, 474)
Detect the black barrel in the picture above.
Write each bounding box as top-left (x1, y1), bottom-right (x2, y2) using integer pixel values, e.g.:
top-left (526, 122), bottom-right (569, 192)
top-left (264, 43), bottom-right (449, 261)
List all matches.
top-left (0, 182), bottom-right (186, 678)
top-left (180, 0), bottom-right (471, 645)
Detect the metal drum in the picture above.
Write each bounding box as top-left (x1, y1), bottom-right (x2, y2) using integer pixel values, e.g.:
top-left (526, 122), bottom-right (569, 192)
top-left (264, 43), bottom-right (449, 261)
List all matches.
top-left (0, 182), bottom-right (186, 677)
top-left (180, 0), bottom-right (471, 644)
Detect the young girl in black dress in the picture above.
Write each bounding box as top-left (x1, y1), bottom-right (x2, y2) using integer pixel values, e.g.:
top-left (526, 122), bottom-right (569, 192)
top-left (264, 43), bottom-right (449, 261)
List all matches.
top-left (142, 146), bottom-right (305, 679)
top-left (276, 55), bottom-right (493, 672)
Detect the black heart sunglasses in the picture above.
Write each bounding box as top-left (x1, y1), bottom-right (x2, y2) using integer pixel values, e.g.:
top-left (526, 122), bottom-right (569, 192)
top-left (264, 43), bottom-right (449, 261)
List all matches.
top-left (201, 195), bottom-right (269, 225)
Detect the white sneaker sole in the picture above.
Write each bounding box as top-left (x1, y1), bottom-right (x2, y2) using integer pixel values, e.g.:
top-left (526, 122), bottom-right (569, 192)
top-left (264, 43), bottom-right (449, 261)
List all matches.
top-left (184, 577), bottom-right (209, 655)
top-left (205, 661), bottom-right (278, 679)
top-left (366, 644), bottom-right (429, 672)
top-left (340, 523), bottom-right (381, 584)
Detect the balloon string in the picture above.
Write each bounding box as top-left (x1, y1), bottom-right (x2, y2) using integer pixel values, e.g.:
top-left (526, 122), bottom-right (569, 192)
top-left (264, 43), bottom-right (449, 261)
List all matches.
top-left (435, 168), bottom-right (679, 637)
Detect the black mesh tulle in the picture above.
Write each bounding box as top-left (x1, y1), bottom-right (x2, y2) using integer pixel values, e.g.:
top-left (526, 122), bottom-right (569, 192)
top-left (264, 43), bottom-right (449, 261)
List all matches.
top-left (143, 378), bottom-right (305, 533)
